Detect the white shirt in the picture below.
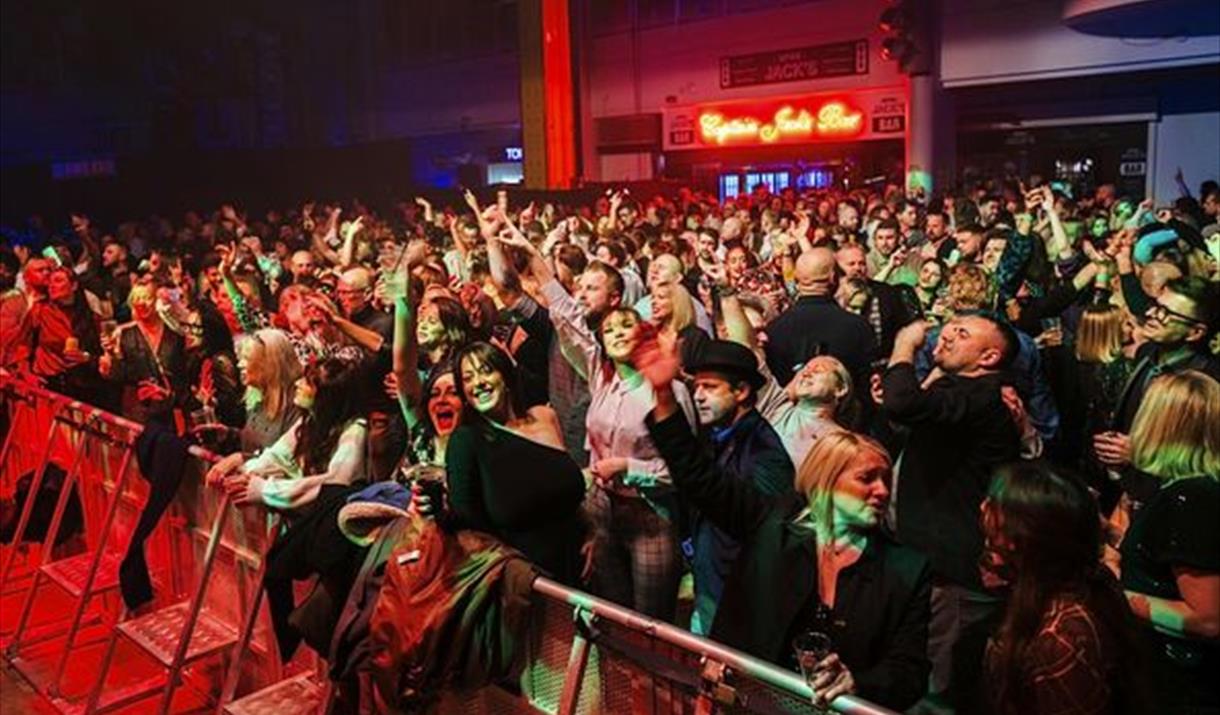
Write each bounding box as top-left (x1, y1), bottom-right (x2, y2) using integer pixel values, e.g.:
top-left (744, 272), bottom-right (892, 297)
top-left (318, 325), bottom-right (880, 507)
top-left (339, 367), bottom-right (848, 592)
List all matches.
top-left (754, 362), bottom-right (841, 470)
top-left (541, 279), bottom-right (696, 492)
top-left (241, 417), bottom-right (367, 510)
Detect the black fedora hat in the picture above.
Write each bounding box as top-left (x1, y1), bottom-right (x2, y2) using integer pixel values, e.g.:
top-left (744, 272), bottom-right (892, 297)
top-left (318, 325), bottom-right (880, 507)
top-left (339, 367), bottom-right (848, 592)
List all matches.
top-left (690, 339), bottom-right (765, 391)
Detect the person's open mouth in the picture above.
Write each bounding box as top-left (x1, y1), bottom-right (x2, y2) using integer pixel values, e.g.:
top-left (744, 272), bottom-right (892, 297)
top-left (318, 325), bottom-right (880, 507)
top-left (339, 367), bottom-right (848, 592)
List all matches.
top-left (432, 405), bottom-right (457, 432)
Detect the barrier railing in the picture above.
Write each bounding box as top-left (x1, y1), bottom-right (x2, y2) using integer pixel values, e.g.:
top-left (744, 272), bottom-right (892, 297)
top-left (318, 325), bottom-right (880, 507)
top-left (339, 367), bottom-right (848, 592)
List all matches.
top-left (0, 374), bottom-right (284, 714)
top-left (2, 375), bottom-right (897, 715)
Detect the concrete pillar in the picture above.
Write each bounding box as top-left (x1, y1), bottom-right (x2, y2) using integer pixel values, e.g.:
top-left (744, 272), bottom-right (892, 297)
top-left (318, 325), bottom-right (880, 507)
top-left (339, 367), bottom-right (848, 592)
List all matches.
top-left (519, 0), bottom-right (577, 189)
top-left (905, 0), bottom-right (955, 196)
top-left (571, 0), bottom-right (599, 183)
top-left (906, 74), bottom-right (936, 195)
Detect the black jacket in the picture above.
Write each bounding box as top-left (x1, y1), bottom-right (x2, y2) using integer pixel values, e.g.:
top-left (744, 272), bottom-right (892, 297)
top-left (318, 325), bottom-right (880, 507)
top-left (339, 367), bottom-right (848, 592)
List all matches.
top-left (764, 295), bottom-right (875, 386)
top-left (864, 280), bottom-right (918, 365)
top-left (881, 363), bottom-right (1020, 590)
top-left (690, 408), bottom-right (794, 632)
top-left (648, 409), bottom-right (931, 710)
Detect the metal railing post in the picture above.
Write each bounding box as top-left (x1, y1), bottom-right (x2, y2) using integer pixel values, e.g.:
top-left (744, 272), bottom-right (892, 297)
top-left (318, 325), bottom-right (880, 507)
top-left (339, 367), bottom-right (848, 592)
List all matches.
top-left (49, 442), bottom-right (135, 696)
top-left (557, 607), bottom-right (596, 715)
top-left (0, 409), bottom-right (64, 594)
top-left (154, 494), bottom-right (233, 715)
top-left (215, 517), bottom-right (280, 713)
top-left (5, 417), bottom-right (93, 656)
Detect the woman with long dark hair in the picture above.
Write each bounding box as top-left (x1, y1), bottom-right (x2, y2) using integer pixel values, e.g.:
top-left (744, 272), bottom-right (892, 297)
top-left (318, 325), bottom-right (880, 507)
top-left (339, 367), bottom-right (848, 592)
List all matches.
top-left (440, 341), bottom-right (586, 585)
top-left (981, 463), bottom-right (1149, 715)
top-left (224, 357), bottom-right (368, 510)
top-left (222, 356), bottom-right (370, 659)
top-left (387, 266), bottom-right (462, 468)
top-left (416, 294), bottom-right (472, 374)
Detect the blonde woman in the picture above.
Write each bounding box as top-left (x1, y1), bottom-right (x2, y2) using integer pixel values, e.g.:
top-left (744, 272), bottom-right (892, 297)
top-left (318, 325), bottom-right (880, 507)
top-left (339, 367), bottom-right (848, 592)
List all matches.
top-left (205, 329), bottom-right (303, 484)
top-left (1116, 370), bottom-right (1220, 712)
top-left (650, 279), bottom-right (710, 371)
top-left (1067, 304), bottom-right (1137, 491)
top-left (637, 333), bottom-right (931, 711)
top-left (98, 280), bottom-right (185, 425)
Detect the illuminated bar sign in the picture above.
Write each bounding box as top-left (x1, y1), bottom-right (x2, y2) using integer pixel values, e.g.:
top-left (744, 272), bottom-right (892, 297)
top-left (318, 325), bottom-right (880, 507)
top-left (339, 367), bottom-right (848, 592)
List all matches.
top-left (664, 88), bottom-right (907, 150)
top-left (720, 40), bottom-right (869, 89)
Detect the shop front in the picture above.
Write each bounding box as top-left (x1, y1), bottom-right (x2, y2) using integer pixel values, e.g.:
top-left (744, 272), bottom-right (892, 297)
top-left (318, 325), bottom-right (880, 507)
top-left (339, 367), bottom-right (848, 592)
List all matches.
top-left (661, 86), bottom-right (909, 200)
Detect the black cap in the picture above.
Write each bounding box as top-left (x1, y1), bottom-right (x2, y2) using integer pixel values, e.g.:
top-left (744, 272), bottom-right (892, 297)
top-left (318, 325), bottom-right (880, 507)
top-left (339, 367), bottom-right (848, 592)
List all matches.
top-left (690, 339), bottom-right (765, 391)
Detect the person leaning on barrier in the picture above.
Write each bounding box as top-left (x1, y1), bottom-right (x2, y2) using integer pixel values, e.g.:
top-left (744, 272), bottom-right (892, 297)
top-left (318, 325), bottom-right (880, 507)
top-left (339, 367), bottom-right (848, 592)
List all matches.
top-left (633, 330), bottom-right (932, 711)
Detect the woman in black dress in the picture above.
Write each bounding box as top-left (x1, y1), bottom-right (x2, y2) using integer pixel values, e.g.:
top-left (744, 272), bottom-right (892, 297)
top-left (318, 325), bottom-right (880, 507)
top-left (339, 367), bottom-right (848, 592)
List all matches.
top-left (1118, 370), bottom-right (1220, 714)
top-left (442, 341), bottom-right (587, 586)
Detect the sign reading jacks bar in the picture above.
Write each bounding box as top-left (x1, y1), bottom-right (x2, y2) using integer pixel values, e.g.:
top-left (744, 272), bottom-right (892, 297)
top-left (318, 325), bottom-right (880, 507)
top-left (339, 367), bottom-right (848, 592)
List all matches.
top-left (663, 87), bottom-right (908, 151)
top-left (719, 40), bottom-right (869, 89)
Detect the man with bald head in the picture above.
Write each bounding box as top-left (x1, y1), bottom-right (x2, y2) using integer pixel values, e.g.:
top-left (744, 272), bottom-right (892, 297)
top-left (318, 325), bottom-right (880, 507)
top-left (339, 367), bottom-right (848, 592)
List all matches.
top-left (288, 250), bottom-right (317, 286)
top-left (837, 243), bottom-right (918, 366)
top-left (634, 253), bottom-right (713, 334)
top-left (882, 316), bottom-right (1021, 711)
top-left (763, 247), bottom-right (875, 386)
top-left (333, 266), bottom-right (400, 478)
top-left (336, 267), bottom-right (392, 341)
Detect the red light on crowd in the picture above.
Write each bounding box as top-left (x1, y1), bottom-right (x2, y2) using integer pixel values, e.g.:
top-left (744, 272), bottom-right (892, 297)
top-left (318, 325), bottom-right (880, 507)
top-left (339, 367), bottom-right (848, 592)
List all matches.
top-left (697, 101), bottom-right (863, 146)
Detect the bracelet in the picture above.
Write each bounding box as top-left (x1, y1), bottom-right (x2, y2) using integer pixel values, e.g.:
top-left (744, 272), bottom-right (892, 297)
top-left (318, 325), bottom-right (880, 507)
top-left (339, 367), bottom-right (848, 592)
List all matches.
top-left (714, 284), bottom-right (738, 298)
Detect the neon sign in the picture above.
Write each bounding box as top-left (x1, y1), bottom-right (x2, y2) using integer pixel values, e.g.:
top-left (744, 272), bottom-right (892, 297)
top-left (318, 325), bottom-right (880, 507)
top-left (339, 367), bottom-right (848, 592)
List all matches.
top-left (697, 100), bottom-right (864, 146)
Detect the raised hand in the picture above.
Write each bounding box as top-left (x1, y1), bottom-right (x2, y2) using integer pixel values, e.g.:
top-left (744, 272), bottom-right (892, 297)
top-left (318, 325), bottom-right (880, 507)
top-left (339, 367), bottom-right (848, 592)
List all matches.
top-left (340, 216), bottom-right (365, 242)
top-left (701, 259), bottom-right (728, 288)
top-left (462, 189), bottom-right (480, 213)
top-left (631, 327), bottom-right (681, 390)
top-left (306, 293), bottom-right (339, 322)
top-left (216, 241), bottom-right (239, 277)
top-left (893, 320), bottom-right (929, 353)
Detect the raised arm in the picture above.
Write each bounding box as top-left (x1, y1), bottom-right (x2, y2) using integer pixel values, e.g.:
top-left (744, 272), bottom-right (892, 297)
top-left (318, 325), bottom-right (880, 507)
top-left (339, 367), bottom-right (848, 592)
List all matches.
top-left (388, 247), bottom-right (424, 431)
top-left (498, 228), bottom-right (599, 381)
top-left (882, 321), bottom-right (977, 424)
top-left (215, 242), bottom-right (265, 334)
top-left (338, 216), bottom-right (364, 270)
top-left (1039, 187), bottom-right (1074, 262)
top-left (636, 334), bottom-right (772, 541)
top-left (312, 207), bottom-right (344, 267)
top-left (306, 294), bottom-right (385, 354)
top-left (414, 196), bottom-right (434, 225)
top-left (486, 210), bottom-right (524, 307)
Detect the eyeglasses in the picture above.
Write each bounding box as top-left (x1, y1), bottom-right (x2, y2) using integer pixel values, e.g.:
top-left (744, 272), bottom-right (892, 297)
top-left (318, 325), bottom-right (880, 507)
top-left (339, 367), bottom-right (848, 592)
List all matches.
top-left (1146, 302), bottom-right (1203, 327)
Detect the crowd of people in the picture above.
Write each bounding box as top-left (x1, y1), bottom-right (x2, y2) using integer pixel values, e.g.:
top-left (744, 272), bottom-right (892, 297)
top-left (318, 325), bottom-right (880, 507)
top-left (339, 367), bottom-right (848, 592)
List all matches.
top-left (1, 171), bottom-right (1218, 714)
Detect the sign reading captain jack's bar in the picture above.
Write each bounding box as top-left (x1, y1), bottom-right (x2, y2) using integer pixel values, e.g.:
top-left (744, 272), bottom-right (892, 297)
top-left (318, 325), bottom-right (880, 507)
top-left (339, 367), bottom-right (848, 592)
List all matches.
top-left (663, 87), bottom-right (907, 150)
top-left (719, 40), bottom-right (868, 89)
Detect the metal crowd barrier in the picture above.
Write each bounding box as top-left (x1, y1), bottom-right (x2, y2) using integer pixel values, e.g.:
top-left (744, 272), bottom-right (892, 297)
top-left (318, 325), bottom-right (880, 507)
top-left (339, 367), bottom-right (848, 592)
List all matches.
top-left (1, 375), bottom-right (897, 715)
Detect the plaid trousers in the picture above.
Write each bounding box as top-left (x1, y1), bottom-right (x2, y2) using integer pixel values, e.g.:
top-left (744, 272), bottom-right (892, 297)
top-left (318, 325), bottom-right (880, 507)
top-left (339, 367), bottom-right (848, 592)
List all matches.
top-left (586, 486), bottom-right (682, 623)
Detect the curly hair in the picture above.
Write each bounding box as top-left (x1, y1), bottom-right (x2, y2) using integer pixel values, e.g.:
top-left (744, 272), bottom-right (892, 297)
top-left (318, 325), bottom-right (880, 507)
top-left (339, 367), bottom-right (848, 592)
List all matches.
top-left (946, 262), bottom-right (993, 312)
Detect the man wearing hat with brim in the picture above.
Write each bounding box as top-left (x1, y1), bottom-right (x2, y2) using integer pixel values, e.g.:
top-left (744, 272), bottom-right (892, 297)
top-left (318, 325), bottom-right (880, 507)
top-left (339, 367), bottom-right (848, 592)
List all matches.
top-left (685, 339), bottom-right (795, 635)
